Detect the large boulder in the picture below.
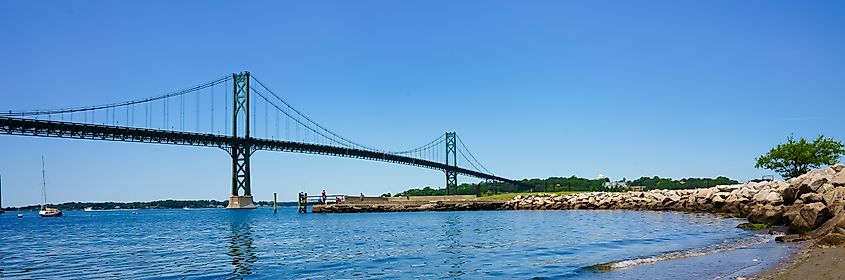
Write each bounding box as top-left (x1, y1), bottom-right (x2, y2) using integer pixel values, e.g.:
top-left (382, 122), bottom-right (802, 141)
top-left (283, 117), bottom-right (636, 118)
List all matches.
top-left (765, 192), bottom-right (784, 205)
top-left (712, 195), bottom-right (726, 204)
top-left (667, 193), bottom-right (682, 203)
top-left (783, 201), bottom-right (804, 226)
top-left (807, 168), bottom-right (836, 187)
top-left (800, 192), bottom-right (824, 204)
top-left (753, 190), bottom-right (772, 204)
top-left (809, 177), bottom-right (829, 193)
top-left (418, 203), bottom-right (437, 211)
top-left (738, 188), bottom-right (756, 199)
top-left (649, 192), bottom-right (667, 204)
top-left (748, 204), bottom-right (785, 225)
top-left (814, 233), bottom-right (845, 248)
top-left (790, 202), bottom-right (834, 234)
top-left (833, 171), bottom-right (845, 187)
top-left (823, 188), bottom-right (845, 206)
top-left (696, 188), bottom-right (715, 200)
top-left (832, 163), bottom-right (845, 173)
top-left (782, 186), bottom-right (799, 206)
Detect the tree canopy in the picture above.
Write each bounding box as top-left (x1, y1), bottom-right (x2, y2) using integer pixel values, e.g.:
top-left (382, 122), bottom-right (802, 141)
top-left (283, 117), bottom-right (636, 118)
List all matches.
top-left (394, 175), bottom-right (738, 197)
top-left (628, 176), bottom-right (738, 190)
top-left (755, 135), bottom-right (844, 179)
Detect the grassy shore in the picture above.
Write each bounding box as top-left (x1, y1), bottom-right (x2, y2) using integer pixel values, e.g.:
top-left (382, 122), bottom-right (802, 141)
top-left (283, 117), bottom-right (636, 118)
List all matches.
top-left (476, 191), bottom-right (585, 201)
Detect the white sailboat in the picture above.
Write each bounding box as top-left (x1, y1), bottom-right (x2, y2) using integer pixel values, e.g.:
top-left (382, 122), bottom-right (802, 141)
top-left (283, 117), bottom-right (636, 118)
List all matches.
top-left (38, 156), bottom-right (62, 218)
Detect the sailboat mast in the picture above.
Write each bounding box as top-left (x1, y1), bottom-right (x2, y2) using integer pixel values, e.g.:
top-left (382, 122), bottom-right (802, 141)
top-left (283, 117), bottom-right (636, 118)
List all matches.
top-left (41, 156), bottom-right (47, 210)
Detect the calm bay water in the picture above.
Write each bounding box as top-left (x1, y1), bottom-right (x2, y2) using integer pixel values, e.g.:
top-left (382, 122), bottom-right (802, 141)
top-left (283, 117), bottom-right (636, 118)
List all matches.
top-left (0, 208), bottom-right (793, 279)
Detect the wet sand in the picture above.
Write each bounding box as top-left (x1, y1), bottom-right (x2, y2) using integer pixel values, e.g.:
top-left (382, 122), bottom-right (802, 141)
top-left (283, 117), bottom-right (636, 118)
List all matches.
top-left (754, 245), bottom-right (845, 280)
top-left (577, 235), bottom-right (798, 280)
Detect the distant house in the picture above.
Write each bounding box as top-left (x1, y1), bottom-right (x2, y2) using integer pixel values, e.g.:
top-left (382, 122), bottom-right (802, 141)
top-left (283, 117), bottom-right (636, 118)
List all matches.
top-left (629, 186), bottom-right (645, 191)
top-left (603, 181), bottom-right (629, 190)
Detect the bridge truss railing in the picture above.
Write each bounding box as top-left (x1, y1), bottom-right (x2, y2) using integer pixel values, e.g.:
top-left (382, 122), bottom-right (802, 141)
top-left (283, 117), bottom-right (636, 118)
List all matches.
top-left (0, 71), bottom-right (519, 201)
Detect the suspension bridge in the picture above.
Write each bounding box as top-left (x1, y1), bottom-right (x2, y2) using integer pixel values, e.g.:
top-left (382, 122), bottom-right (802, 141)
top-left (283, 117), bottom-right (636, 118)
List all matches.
top-left (0, 71), bottom-right (519, 209)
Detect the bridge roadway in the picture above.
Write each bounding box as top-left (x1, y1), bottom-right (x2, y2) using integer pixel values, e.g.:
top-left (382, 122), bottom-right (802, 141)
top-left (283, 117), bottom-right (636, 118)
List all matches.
top-left (0, 117), bottom-right (517, 183)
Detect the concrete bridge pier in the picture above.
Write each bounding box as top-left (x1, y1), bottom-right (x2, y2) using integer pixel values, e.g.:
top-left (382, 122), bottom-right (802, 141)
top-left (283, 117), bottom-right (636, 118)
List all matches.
top-left (228, 195), bottom-right (257, 209)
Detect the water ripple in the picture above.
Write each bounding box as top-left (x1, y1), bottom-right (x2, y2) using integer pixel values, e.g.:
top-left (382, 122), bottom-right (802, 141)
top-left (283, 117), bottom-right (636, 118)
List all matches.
top-left (1, 209), bottom-right (786, 279)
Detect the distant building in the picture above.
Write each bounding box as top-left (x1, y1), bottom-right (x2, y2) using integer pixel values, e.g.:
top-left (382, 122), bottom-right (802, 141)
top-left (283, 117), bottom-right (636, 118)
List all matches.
top-left (629, 186), bottom-right (645, 191)
top-left (603, 181), bottom-right (629, 190)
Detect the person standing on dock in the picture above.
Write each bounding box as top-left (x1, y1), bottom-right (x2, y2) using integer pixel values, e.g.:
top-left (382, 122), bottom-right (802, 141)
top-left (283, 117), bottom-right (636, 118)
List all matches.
top-left (321, 190), bottom-right (327, 205)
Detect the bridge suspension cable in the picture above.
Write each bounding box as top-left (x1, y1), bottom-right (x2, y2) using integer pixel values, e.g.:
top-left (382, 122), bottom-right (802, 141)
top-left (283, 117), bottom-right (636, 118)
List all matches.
top-left (250, 74), bottom-right (450, 156)
top-left (0, 71), bottom-right (518, 193)
top-left (0, 75), bottom-right (231, 117)
top-left (0, 72), bottom-right (498, 175)
top-left (456, 135), bottom-right (493, 174)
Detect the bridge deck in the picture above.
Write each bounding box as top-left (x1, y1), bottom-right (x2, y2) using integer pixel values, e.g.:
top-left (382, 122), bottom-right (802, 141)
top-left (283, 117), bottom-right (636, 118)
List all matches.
top-left (0, 117), bottom-right (516, 182)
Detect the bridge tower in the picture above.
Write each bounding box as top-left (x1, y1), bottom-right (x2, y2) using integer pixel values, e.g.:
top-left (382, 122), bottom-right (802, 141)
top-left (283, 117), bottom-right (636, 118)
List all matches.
top-left (227, 71), bottom-right (257, 209)
top-left (445, 132), bottom-right (457, 195)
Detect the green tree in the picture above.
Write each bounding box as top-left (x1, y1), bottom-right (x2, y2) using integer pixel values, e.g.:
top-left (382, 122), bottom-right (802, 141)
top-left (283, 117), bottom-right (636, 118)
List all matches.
top-left (755, 135), bottom-right (844, 179)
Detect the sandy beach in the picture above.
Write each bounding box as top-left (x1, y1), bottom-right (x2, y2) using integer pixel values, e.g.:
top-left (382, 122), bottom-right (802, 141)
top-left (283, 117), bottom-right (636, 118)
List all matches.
top-left (755, 243), bottom-right (845, 280)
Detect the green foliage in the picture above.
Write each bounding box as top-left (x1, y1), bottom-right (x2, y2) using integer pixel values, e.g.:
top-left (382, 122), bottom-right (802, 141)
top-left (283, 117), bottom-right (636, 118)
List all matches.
top-left (395, 175), bottom-right (738, 197)
top-left (5, 200), bottom-right (228, 211)
top-left (628, 176), bottom-right (738, 190)
top-left (394, 186), bottom-right (446, 196)
top-left (755, 135), bottom-right (845, 179)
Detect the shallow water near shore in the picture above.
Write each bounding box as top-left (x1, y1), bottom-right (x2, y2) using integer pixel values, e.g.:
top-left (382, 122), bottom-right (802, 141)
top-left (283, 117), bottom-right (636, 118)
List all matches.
top-left (1, 208), bottom-right (794, 279)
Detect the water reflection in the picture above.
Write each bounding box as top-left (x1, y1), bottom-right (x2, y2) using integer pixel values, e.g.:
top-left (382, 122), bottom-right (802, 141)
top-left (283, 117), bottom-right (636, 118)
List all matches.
top-left (0, 209), bottom-right (778, 279)
top-left (227, 217), bottom-right (257, 277)
top-left (441, 214), bottom-right (466, 277)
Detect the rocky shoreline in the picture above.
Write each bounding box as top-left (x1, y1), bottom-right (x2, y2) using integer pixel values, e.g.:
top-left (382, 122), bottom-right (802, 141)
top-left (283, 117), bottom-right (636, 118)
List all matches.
top-left (316, 165), bottom-right (845, 244)
top-left (506, 164), bottom-right (845, 243)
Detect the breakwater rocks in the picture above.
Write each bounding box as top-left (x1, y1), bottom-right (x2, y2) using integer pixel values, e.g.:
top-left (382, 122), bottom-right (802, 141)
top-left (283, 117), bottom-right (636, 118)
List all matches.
top-left (507, 164), bottom-right (845, 242)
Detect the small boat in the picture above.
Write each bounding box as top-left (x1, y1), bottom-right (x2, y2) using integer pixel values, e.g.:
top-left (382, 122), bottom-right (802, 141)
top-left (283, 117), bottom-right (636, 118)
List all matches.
top-left (17, 213), bottom-right (24, 218)
top-left (83, 207), bottom-right (94, 211)
top-left (39, 208), bottom-right (62, 217)
top-left (38, 156), bottom-right (62, 218)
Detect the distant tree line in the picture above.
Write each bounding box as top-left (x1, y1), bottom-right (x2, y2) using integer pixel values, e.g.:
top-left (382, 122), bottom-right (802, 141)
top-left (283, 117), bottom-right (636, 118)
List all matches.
top-left (393, 175), bottom-right (739, 197)
top-left (627, 176), bottom-right (738, 190)
top-left (5, 200), bottom-right (227, 211)
top-left (4, 199), bottom-right (302, 211)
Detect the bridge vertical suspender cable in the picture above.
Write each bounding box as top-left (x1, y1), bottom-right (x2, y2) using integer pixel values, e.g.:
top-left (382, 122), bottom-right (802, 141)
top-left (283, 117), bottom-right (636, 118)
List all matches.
top-left (0, 72), bottom-right (518, 197)
top-left (196, 87), bottom-right (200, 132)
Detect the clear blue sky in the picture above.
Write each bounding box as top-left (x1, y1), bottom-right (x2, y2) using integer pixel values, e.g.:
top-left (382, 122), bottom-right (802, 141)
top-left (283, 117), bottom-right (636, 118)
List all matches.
top-left (1, 1), bottom-right (843, 206)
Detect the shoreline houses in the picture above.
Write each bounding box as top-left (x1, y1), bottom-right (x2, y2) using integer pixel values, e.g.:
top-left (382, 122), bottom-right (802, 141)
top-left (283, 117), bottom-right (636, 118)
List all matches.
top-left (602, 180), bottom-right (646, 191)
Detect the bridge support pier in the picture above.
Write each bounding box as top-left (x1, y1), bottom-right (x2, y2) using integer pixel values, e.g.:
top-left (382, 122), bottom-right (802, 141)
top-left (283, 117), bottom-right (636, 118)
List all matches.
top-left (228, 194), bottom-right (256, 209)
top-left (226, 71), bottom-right (256, 209)
top-left (227, 143), bottom-right (256, 209)
top-left (445, 132), bottom-right (457, 195)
